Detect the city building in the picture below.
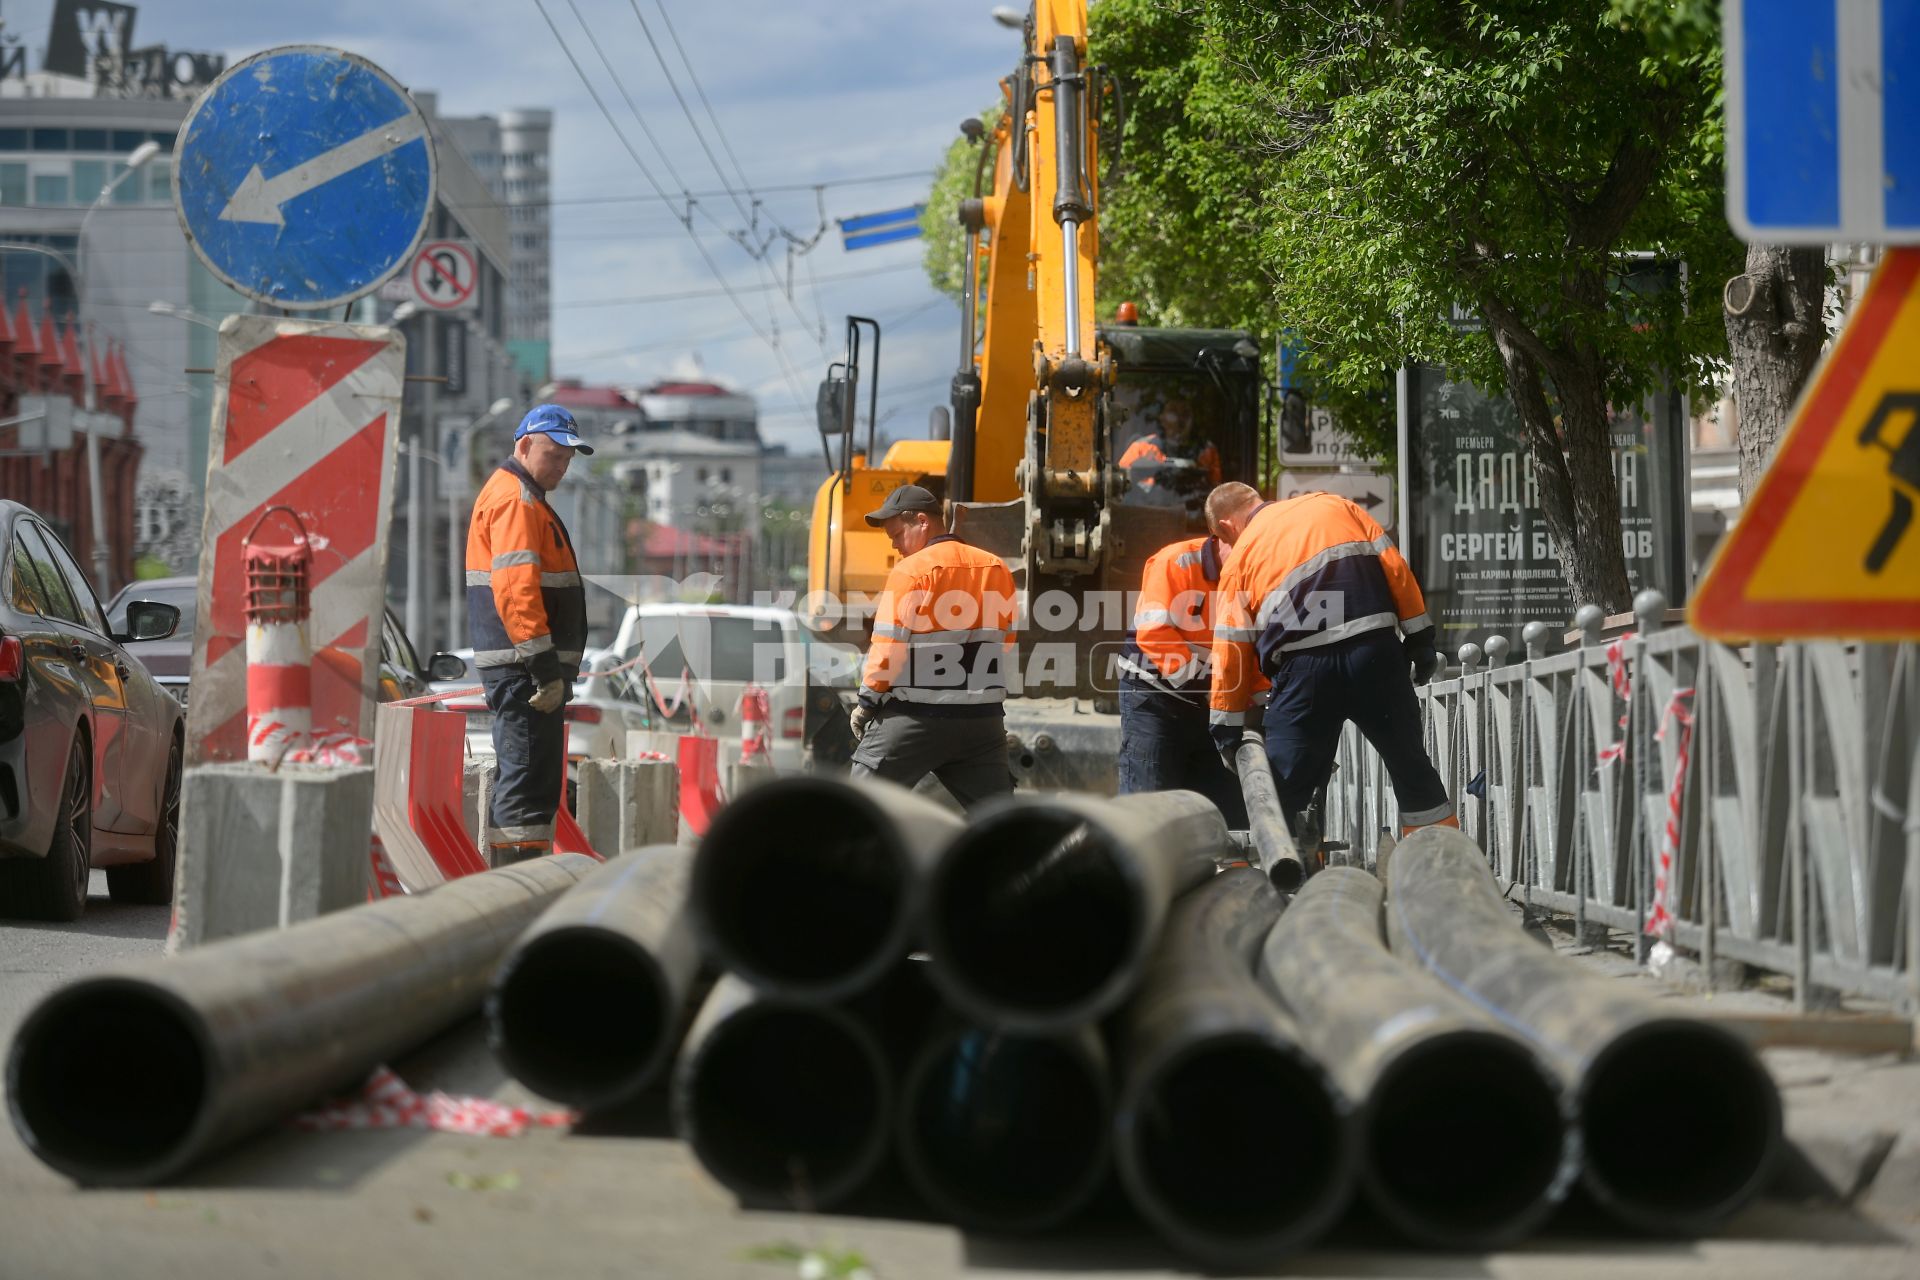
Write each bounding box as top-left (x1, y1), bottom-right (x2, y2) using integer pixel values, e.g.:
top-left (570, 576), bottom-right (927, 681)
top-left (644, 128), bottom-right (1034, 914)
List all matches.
top-left (424, 102), bottom-right (552, 387)
top-left (0, 89), bottom-right (224, 583)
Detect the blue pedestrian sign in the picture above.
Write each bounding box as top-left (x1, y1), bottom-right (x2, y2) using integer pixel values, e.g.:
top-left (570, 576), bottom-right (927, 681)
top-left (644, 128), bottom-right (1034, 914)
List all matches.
top-left (172, 46), bottom-right (437, 310)
top-left (1725, 0), bottom-right (1920, 244)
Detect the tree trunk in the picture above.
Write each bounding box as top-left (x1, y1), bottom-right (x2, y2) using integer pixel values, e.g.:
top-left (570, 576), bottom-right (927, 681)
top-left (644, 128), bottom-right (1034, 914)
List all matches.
top-left (1724, 244), bottom-right (1827, 498)
top-left (1488, 325), bottom-right (1634, 614)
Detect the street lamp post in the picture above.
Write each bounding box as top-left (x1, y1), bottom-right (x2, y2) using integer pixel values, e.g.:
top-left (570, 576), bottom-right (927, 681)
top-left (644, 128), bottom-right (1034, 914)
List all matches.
top-left (74, 140), bottom-right (162, 596)
top-left (446, 395), bottom-right (515, 651)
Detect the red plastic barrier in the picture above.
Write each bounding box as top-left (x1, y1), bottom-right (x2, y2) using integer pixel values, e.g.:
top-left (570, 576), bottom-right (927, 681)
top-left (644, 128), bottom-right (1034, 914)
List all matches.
top-left (407, 707), bottom-right (489, 881)
top-left (677, 735), bottom-right (724, 837)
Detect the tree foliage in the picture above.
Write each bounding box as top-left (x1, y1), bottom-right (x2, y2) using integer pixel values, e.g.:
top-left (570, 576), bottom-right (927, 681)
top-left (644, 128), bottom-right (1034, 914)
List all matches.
top-left (1085, 0), bottom-right (1742, 609)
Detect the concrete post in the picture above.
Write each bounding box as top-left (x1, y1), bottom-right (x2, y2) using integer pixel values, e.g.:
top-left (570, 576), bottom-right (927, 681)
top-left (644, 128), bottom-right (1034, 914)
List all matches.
top-left (578, 758), bottom-right (679, 856)
top-left (173, 763), bottom-right (375, 949)
top-left (462, 757), bottom-right (496, 855)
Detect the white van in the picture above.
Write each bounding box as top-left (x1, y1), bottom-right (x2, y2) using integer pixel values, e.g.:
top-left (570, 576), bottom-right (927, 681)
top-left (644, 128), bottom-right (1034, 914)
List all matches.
top-left (609, 603), bottom-right (855, 771)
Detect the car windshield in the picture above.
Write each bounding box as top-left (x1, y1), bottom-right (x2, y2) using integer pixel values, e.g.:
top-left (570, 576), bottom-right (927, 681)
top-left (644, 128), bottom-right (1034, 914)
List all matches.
top-left (107, 582), bottom-right (198, 638)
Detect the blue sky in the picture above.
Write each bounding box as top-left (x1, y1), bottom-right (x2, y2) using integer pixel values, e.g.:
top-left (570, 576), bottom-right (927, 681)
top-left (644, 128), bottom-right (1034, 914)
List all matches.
top-left (5, 0), bottom-right (1018, 451)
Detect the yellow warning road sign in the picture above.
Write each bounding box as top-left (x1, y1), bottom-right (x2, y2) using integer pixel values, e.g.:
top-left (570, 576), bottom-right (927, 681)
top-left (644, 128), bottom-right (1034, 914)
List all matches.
top-left (1692, 248), bottom-right (1920, 640)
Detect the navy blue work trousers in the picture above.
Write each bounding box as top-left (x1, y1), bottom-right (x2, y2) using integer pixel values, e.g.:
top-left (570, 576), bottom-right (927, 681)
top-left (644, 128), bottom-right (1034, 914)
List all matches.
top-left (1117, 684), bottom-right (1249, 829)
top-left (482, 667), bottom-right (565, 861)
top-left (1262, 630), bottom-right (1452, 831)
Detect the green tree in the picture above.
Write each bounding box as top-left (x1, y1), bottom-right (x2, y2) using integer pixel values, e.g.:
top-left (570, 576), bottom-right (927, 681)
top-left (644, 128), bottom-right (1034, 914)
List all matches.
top-left (1086, 0), bottom-right (1741, 610)
top-left (921, 107), bottom-right (1001, 302)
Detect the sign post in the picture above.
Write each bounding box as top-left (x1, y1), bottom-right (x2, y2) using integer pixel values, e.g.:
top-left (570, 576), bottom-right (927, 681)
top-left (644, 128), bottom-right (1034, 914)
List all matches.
top-left (172, 45), bottom-right (433, 757)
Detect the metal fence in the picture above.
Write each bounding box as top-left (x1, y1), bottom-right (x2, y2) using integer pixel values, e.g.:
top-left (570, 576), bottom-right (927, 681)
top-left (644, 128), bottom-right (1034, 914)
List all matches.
top-left (1323, 591), bottom-right (1919, 1013)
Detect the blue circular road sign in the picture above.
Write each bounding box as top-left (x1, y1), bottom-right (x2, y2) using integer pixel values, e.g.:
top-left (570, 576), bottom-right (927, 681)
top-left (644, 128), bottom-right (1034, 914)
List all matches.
top-left (173, 45), bottom-right (437, 311)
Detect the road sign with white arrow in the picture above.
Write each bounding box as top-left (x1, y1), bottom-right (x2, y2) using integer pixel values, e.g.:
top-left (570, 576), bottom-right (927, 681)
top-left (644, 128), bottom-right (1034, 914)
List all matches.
top-left (172, 45), bottom-right (437, 310)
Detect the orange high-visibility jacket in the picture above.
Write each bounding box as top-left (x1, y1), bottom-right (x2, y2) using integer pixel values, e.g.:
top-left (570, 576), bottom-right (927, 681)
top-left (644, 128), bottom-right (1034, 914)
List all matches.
top-left (861, 534), bottom-right (1018, 717)
top-left (1208, 493), bottom-right (1431, 728)
top-left (1120, 432), bottom-right (1168, 472)
top-left (1117, 535), bottom-right (1223, 701)
top-left (466, 460), bottom-right (587, 688)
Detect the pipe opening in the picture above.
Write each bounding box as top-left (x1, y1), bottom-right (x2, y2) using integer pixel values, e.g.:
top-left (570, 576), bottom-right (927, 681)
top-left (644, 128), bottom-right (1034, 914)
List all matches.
top-left (491, 932), bottom-right (665, 1107)
top-left (1583, 1020), bottom-right (1779, 1226)
top-left (904, 1031), bottom-right (1107, 1227)
top-left (1133, 1036), bottom-right (1342, 1239)
top-left (686, 1006), bottom-right (887, 1202)
top-left (699, 787), bottom-right (906, 990)
top-left (1366, 1033), bottom-right (1568, 1243)
top-left (10, 984), bottom-right (206, 1181)
top-left (1268, 859), bottom-right (1304, 893)
top-left (934, 811), bottom-right (1137, 1016)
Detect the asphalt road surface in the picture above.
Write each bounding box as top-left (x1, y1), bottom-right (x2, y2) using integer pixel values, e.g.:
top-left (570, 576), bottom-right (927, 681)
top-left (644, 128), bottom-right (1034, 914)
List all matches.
top-left (1, 874), bottom-right (1916, 1280)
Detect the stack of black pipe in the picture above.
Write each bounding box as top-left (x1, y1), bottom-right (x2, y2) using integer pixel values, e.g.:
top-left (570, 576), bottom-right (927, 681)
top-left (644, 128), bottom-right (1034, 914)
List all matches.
top-left (656, 776), bottom-right (1784, 1265)
top-left (7, 777), bottom-right (1785, 1265)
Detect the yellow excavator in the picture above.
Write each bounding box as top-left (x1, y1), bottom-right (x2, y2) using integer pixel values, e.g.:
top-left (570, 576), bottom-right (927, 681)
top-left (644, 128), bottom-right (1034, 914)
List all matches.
top-left (806, 0), bottom-right (1265, 780)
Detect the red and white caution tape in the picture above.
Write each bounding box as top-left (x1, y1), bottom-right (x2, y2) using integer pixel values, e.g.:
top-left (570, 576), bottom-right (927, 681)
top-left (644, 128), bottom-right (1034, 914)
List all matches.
top-left (1595, 631), bottom-right (1636, 768)
top-left (1646, 686), bottom-right (1696, 939)
top-left (292, 1066), bottom-right (575, 1138)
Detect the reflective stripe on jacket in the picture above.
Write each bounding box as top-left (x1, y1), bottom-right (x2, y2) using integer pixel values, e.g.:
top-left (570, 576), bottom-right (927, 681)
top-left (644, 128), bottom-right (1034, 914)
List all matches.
top-left (861, 534), bottom-right (1018, 718)
top-left (466, 460), bottom-right (587, 687)
top-left (1117, 535), bottom-right (1222, 705)
top-left (1209, 493), bottom-right (1430, 727)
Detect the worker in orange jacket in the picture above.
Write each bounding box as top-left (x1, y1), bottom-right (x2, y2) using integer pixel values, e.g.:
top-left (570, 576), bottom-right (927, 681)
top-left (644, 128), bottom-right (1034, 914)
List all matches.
top-left (850, 484), bottom-right (1018, 808)
top-left (466, 405), bottom-right (591, 862)
top-left (1120, 398), bottom-right (1223, 491)
top-left (1114, 533), bottom-right (1248, 826)
top-left (1205, 482), bottom-right (1453, 840)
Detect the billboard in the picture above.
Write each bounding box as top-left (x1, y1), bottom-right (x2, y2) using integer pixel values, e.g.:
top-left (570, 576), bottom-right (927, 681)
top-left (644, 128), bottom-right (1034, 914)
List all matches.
top-left (43, 0), bottom-right (136, 78)
top-left (1400, 364), bottom-right (1689, 655)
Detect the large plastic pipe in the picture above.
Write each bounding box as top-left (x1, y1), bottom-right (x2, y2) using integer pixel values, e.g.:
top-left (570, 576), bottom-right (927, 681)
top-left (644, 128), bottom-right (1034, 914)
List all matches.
top-left (487, 845), bottom-right (699, 1112)
top-left (1234, 734), bottom-right (1305, 891)
top-left (1386, 827), bottom-right (1783, 1235)
top-left (7, 855), bottom-right (598, 1186)
top-left (692, 776), bottom-right (962, 1003)
top-left (896, 1020), bottom-right (1110, 1233)
top-left (1113, 867), bottom-right (1357, 1266)
top-left (673, 972), bottom-right (904, 1209)
top-left (1261, 865), bottom-right (1576, 1247)
top-left (923, 791), bottom-right (1229, 1032)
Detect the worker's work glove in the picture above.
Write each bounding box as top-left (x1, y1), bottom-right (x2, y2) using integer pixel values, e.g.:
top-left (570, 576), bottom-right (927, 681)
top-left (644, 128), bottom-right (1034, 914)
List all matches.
top-left (849, 704), bottom-right (876, 742)
top-left (1404, 633), bottom-right (1440, 685)
top-left (527, 679), bottom-right (566, 714)
top-left (1211, 721), bottom-right (1248, 772)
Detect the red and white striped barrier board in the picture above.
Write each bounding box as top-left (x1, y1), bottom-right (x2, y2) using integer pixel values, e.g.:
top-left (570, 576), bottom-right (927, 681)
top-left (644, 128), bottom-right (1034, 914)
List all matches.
top-left (184, 316), bottom-right (404, 765)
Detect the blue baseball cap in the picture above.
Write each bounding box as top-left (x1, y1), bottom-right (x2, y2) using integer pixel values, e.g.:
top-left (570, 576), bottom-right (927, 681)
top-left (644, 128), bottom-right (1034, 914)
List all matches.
top-left (516, 403), bottom-right (594, 455)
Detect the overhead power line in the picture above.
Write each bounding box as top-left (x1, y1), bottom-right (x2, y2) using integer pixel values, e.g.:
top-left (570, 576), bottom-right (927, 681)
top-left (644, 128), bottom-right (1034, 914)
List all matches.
top-left (533, 0), bottom-right (808, 407)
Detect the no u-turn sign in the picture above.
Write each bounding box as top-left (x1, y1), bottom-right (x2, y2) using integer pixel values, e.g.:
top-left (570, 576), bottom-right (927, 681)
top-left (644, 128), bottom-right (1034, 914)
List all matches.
top-left (379, 238), bottom-right (480, 311)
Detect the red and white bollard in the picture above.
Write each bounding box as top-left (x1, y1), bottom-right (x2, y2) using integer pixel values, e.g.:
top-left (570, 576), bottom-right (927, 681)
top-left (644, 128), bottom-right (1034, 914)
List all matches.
top-left (739, 682), bottom-right (771, 764)
top-left (242, 506), bottom-right (314, 765)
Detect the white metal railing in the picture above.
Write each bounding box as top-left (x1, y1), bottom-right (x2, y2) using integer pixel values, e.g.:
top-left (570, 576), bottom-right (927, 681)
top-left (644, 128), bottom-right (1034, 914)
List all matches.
top-left (1323, 591), bottom-right (1919, 1013)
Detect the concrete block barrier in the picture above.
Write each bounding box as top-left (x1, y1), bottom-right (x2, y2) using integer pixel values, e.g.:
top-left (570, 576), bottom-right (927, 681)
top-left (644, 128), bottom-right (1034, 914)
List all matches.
top-left (173, 763), bottom-right (374, 948)
top-left (578, 758), bottom-right (679, 856)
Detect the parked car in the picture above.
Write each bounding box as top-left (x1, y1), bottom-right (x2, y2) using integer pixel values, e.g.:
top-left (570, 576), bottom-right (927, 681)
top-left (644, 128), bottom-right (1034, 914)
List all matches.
top-left (442, 646), bottom-right (659, 763)
top-left (105, 576), bottom-right (194, 706)
top-left (109, 574), bottom-right (461, 708)
top-left (608, 604), bottom-right (833, 772)
top-left (0, 501), bottom-right (186, 920)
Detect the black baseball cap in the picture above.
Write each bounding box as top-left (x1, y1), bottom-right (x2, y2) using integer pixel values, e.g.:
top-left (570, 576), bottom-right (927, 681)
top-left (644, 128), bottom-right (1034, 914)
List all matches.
top-left (865, 483), bottom-right (941, 526)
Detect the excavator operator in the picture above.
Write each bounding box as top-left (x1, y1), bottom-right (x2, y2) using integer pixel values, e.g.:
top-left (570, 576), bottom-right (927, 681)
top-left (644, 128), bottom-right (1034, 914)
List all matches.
top-left (1203, 482), bottom-right (1456, 840)
top-left (1120, 398), bottom-right (1223, 492)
